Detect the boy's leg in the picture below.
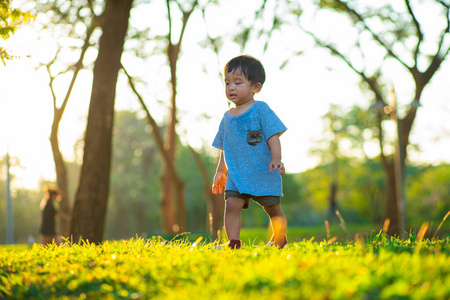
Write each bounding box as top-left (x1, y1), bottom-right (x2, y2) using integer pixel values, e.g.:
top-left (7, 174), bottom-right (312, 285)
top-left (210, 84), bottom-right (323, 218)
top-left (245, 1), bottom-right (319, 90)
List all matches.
top-left (224, 197), bottom-right (245, 246)
top-left (263, 203), bottom-right (287, 248)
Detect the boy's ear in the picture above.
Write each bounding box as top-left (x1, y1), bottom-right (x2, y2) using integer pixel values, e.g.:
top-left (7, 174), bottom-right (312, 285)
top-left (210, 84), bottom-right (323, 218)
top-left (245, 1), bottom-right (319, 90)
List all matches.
top-left (252, 82), bottom-right (262, 94)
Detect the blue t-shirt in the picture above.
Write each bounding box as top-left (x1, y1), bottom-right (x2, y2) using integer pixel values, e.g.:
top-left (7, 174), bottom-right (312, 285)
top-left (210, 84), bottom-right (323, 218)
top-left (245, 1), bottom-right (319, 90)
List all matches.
top-left (212, 101), bottom-right (287, 196)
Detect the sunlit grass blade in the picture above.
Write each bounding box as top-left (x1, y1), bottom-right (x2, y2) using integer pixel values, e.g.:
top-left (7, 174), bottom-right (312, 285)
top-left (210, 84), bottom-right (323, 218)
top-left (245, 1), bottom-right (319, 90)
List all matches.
top-left (324, 220), bottom-right (331, 240)
top-left (335, 210), bottom-right (351, 240)
top-left (171, 232), bottom-right (191, 242)
top-left (414, 222), bottom-right (430, 255)
top-left (417, 222), bottom-right (429, 241)
top-left (208, 213), bottom-right (213, 234)
top-left (192, 236), bottom-right (203, 247)
top-left (354, 233), bottom-right (365, 246)
top-left (327, 236), bottom-right (337, 244)
top-left (432, 210), bottom-right (450, 240)
top-left (382, 219), bottom-right (390, 234)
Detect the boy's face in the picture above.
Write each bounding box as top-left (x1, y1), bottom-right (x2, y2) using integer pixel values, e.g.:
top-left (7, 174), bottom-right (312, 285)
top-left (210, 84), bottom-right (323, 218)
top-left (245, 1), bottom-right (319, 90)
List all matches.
top-left (224, 69), bottom-right (261, 106)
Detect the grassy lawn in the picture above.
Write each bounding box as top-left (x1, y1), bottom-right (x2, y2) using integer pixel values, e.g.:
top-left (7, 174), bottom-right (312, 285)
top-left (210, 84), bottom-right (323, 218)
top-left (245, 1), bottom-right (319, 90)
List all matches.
top-left (162, 221), bottom-right (449, 245)
top-left (1, 225), bottom-right (449, 299)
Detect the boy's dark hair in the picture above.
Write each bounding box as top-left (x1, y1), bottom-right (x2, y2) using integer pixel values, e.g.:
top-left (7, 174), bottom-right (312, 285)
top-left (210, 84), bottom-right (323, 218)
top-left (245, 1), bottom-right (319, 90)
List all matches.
top-left (224, 55), bottom-right (266, 86)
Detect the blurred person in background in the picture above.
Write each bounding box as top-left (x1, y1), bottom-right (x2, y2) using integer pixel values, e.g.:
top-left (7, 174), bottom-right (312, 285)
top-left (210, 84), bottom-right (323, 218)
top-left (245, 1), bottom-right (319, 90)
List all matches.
top-left (39, 185), bottom-right (70, 245)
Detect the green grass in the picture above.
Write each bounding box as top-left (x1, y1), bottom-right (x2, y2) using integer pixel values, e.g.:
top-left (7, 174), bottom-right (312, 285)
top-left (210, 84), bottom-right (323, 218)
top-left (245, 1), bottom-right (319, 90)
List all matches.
top-left (161, 221), bottom-right (449, 245)
top-left (1, 228), bottom-right (450, 299)
top-left (158, 222), bottom-right (377, 244)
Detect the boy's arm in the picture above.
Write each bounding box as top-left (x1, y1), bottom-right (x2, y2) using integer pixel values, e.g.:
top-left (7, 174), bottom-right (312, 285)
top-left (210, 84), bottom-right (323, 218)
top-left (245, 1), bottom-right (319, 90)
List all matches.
top-left (212, 151), bottom-right (227, 194)
top-left (267, 133), bottom-right (285, 175)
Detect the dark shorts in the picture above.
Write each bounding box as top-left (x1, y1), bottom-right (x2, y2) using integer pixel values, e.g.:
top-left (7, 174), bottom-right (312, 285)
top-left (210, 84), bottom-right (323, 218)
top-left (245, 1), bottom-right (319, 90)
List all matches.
top-left (225, 190), bottom-right (281, 209)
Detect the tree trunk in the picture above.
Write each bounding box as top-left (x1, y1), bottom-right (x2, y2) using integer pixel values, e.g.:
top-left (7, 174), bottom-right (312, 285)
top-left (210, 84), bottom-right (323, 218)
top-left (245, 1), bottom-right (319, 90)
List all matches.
top-left (160, 42), bottom-right (181, 233)
top-left (50, 121), bottom-right (70, 237)
top-left (160, 172), bottom-right (176, 233)
top-left (381, 106), bottom-right (417, 236)
top-left (189, 146), bottom-right (223, 237)
top-left (381, 159), bottom-right (400, 235)
top-left (70, 0), bottom-right (133, 244)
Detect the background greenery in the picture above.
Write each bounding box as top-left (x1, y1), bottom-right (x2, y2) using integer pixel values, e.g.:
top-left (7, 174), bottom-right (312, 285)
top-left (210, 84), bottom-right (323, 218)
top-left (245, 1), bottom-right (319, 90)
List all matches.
top-left (1, 108), bottom-right (449, 243)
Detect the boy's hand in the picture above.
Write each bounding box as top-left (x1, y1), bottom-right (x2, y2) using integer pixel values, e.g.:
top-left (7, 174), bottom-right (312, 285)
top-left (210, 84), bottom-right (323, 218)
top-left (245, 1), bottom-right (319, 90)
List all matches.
top-left (212, 171), bottom-right (227, 194)
top-left (269, 161), bottom-right (285, 175)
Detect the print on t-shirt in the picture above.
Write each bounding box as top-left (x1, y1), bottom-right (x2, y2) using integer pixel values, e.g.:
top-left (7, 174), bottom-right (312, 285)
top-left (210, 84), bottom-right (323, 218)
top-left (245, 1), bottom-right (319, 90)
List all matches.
top-left (247, 129), bottom-right (262, 146)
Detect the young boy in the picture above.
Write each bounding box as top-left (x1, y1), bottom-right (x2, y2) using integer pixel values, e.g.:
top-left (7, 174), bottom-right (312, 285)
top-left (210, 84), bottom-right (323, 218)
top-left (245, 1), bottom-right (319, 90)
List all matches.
top-left (212, 55), bottom-right (288, 249)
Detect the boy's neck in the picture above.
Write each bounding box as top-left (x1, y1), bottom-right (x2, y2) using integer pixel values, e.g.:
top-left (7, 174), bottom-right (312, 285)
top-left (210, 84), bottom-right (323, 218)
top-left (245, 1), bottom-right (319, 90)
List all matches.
top-left (230, 99), bottom-right (255, 116)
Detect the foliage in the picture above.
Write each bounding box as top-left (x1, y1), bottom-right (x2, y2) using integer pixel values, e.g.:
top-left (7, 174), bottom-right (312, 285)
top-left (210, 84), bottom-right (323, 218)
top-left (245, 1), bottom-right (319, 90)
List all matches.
top-left (311, 105), bottom-right (379, 162)
top-left (0, 156), bottom-right (41, 244)
top-left (1, 231), bottom-right (450, 299)
top-left (106, 110), bottom-right (219, 238)
top-left (284, 159), bottom-right (385, 225)
top-left (0, 187), bottom-right (42, 245)
top-left (405, 164), bottom-right (450, 226)
top-left (107, 110), bottom-right (162, 239)
top-left (302, 104), bottom-right (386, 225)
top-left (0, 0), bottom-right (33, 65)
top-left (2, 153), bottom-right (449, 243)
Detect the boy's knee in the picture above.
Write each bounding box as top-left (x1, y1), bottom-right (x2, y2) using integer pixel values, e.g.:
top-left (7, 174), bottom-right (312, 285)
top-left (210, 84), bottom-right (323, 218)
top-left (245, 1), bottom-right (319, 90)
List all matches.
top-left (225, 197), bottom-right (245, 211)
top-left (264, 204), bottom-right (286, 218)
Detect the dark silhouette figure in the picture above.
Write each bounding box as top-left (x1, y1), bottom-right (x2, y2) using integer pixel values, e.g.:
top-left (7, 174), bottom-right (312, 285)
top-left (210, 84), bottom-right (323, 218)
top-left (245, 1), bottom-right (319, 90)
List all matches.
top-left (39, 185), bottom-right (70, 245)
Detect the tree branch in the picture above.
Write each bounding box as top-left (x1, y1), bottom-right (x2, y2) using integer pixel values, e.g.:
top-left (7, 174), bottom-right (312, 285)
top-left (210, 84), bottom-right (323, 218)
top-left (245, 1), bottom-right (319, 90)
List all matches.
top-left (166, 0), bottom-right (172, 42)
top-left (178, 1), bottom-right (198, 46)
top-left (303, 28), bottom-right (385, 104)
top-left (436, 0), bottom-right (450, 9)
top-left (404, 0), bottom-right (423, 64)
top-left (87, 0), bottom-right (104, 28)
top-left (423, 4), bottom-right (450, 84)
top-left (121, 64), bottom-right (181, 184)
top-left (58, 25), bottom-right (94, 116)
top-left (199, 4), bottom-right (223, 79)
top-left (341, 1), bottom-right (411, 70)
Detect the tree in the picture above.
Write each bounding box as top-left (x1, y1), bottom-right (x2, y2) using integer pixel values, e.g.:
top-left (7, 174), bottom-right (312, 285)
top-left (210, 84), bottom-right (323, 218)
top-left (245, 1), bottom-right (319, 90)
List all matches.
top-left (70, 0), bottom-right (133, 243)
top-left (47, 27), bottom-right (93, 237)
top-left (189, 146), bottom-right (223, 237)
top-left (32, 0), bottom-right (97, 237)
top-left (159, 0), bottom-right (198, 233)
top-left (293, 0), bottom-right (450, 235)
top-left (0, 0), bottom-right (33, 65)
top-left (311, 104), bottom-right (384, 222)
top-left (121, 0), bottom-right (199, 234)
